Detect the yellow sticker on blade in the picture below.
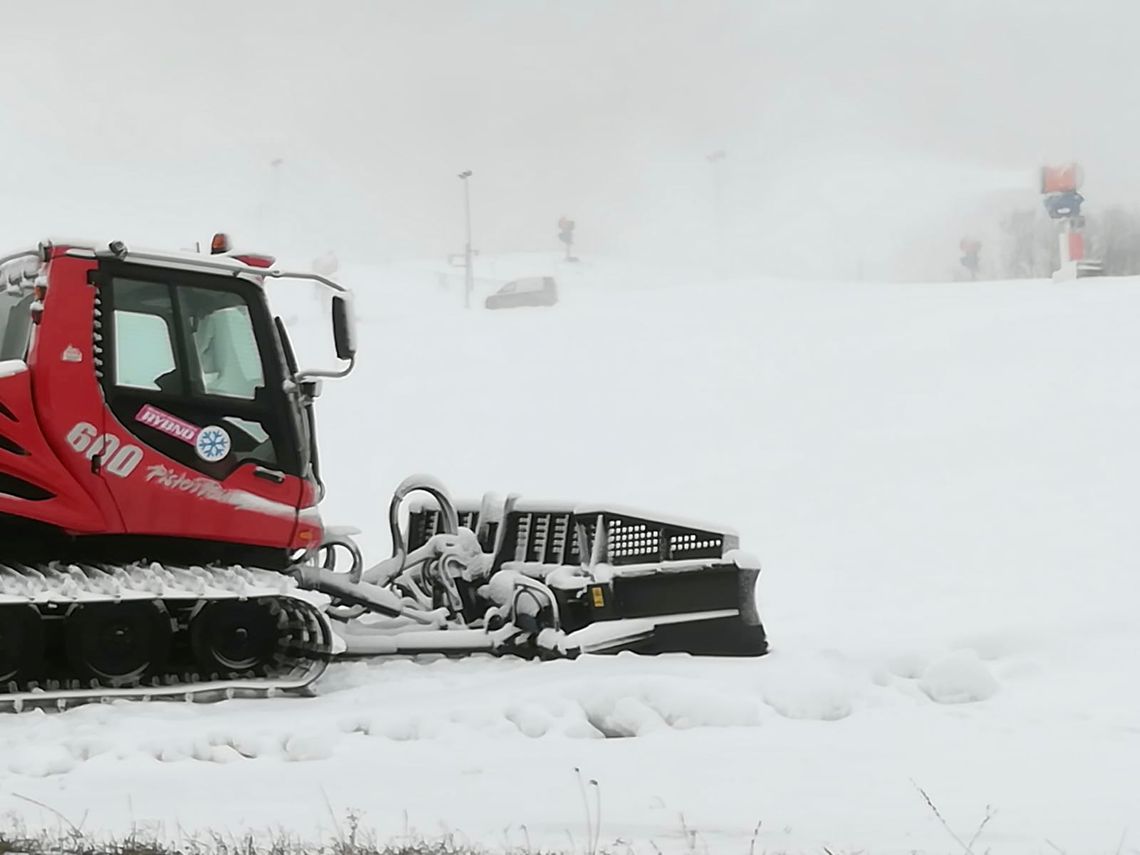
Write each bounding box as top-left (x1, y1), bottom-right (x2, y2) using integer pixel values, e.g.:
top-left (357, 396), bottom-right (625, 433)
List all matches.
top-left (591, 586), bottom-right (606, 608)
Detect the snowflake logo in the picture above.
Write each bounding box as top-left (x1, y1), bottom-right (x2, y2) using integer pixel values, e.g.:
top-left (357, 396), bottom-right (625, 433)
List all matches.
top-left (195, 426), bottom-right (231, 462)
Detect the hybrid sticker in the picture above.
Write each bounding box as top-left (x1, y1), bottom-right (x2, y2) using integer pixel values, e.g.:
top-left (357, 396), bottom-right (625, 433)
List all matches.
top-left (195, 426), bottom-right (232, 462)
top-left (135, 404), bottom-right (199, 446)
top-left (134, 406), bottom-right (231, 462)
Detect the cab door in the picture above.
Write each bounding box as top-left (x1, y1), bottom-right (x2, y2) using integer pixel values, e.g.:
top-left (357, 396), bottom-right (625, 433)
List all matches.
top-left (93, 262), bottom-right (304, 553)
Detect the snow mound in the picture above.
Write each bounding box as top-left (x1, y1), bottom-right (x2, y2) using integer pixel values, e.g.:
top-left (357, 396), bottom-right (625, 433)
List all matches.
top-left (918, 652), bottom-right (1000, 704)
top-left (284, 732), bottom-right (336, 761)
top-left (762, 678), bottom-right (854, 721)
top-left (335, 677), bottom-right (761, 742)
top-left (503, 700), bottom-right (601, 738)
top-left (575, 677), bottom-right (762, 737)
top-left (131, 728), bottom-right (340, 764)
top-left (349, 714), bottom-right (445, 742)
top-left (886, 651), bottom-right (931, 679)
top-left (4, 745), bottom-right (79, 778)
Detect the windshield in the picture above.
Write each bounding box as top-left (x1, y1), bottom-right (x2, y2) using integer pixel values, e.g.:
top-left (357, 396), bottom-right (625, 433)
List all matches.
top-left (0, 291), bottom-right (33, 362)
top-left (189, 302), bottom-right (266, 400)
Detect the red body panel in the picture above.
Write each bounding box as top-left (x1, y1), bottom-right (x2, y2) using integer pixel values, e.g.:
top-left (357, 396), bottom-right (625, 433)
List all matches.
top-left (1, 246), bottom-right (325, 553)
top-left (28, 255), bottom-right (126, 532)
top-left (99, 407), bottom-right (304, 547)
top-left (0, 364), bottom-right (111, 532)
top-left (292, 479), bottom-right (323, 550)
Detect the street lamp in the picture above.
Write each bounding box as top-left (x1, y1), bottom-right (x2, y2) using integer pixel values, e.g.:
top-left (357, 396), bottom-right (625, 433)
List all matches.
top-left (458, 170), bottom-right (474, 309)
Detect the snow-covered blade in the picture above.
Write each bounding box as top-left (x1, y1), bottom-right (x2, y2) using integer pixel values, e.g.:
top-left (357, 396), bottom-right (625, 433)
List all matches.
top-left (392, 497), bottom-right (767, 657)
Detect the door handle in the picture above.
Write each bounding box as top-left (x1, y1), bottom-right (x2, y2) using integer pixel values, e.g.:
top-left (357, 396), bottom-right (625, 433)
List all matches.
top-left (253, 466), bottom-right (286, 484)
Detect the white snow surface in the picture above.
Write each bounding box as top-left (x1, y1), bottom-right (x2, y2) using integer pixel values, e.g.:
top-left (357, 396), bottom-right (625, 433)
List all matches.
top-left (3, 256), bottom-right (1139, 853)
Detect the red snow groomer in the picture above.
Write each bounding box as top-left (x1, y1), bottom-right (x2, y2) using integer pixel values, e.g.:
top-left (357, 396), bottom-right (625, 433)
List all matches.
top-left (0, 237), bottom-right (766, 710)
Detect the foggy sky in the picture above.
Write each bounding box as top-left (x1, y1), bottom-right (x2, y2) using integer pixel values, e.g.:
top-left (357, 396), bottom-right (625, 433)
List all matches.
top-left (2, 0), bottom-right (1137, 280)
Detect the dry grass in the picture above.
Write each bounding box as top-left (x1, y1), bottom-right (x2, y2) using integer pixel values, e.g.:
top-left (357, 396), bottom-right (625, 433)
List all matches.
top-left (0, 823), bottom-right (559, 855)
top-left (3, 783), bottom-right (1129, 855)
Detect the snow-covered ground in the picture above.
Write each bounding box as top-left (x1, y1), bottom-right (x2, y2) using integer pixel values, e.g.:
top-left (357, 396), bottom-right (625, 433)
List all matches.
top-left (3, 256), bottom-right (1139, 853)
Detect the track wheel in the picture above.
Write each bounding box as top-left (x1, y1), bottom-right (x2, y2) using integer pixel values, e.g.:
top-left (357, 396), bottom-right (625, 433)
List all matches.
top-left (65, 602), bottom-right (171, 688)
top-left (190, 600), bottom-right (280, 677)
top-left (0, 606), bottom-right (44, 686)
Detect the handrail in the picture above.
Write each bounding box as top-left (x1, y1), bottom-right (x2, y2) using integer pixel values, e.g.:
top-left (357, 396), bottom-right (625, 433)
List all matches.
top-left (90, 247), bottom-right (352, 294)
top-left (0, 249), bottom-right (42, 268)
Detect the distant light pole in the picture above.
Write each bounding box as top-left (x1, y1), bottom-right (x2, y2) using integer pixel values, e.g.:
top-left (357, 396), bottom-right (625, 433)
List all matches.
top-left (459, 170), bottom-right (474, 309)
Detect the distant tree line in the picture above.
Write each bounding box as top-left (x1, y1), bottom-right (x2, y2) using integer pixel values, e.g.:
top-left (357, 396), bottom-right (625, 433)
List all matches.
top-left (997, 205), bottom-right (1140, 278)
top-left (1089, 206), bottom-right (1140, 276)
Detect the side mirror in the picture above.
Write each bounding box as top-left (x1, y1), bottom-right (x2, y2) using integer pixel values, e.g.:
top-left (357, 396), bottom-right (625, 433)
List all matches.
top-left (332, 294), bottom-right (356, 361)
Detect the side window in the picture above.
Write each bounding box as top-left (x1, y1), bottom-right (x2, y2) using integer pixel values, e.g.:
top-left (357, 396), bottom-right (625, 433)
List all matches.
top-left (111, 281), bottom-right (178, 392)
top-left (114, 312), bottom-right (177, 389)
top-left (0, 292), bottom-right (34, 361)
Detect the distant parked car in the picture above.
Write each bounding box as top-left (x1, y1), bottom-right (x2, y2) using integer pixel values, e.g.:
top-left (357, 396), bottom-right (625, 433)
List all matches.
top-left (484, 276), bottom-right (558, 309)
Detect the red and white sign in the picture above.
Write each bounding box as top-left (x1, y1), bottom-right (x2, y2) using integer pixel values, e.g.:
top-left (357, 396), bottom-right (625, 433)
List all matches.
top-left (136, 404), bottom-right (200, 446)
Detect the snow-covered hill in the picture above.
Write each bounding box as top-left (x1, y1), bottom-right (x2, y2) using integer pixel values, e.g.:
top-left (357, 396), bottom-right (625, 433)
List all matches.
top-left (2, 256), bottom-right (1138, 854)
